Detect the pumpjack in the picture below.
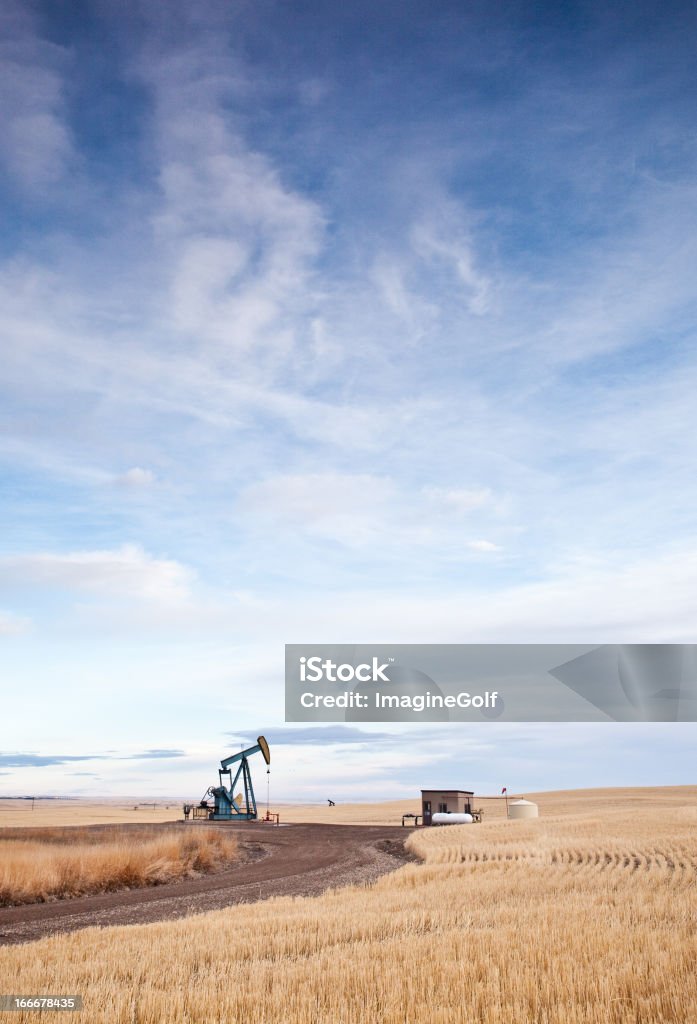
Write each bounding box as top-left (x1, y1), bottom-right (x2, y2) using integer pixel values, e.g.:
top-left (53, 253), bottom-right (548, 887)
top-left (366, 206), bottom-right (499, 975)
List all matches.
top-left (183, 736), bottom-right (270, 821)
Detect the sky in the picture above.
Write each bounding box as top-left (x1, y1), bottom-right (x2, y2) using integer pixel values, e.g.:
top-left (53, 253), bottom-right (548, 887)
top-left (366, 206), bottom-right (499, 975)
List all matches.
top-left (1, 0), bottom-right (697, 800)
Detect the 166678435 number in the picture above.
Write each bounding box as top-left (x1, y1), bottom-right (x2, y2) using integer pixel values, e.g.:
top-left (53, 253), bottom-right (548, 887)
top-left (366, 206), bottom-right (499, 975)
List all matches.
top-left (0, 996), bottom-right (83, 1011)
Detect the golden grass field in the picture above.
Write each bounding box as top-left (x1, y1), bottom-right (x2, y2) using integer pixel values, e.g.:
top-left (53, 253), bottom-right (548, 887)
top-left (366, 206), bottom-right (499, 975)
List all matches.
top-left (0, 828), bottom-right (238, 906)
top-left (0, 794), bottom-right (531, 828)
top-left (1, 786), bottom-right (696, 1023)
top-left (0, 797), bottom-right (426, 828)
top-left (4, 787), bottom-right (686, 828)
top-left (0, 800), bottom-right (181, 828)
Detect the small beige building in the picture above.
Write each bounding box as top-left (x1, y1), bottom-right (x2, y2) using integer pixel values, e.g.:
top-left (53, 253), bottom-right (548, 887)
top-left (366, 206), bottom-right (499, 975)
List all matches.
top-left (421, 789), bottom-right (474, 826)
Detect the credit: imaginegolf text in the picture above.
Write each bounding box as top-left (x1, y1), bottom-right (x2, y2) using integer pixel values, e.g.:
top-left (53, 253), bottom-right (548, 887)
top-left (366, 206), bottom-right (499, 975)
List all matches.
top-left (285, 644), bottom-right (697, 723)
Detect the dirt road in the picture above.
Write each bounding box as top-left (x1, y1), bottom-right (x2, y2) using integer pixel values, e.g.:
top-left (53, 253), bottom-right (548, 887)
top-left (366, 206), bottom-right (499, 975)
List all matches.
top-left (0, 823), bottom-right (415, 946)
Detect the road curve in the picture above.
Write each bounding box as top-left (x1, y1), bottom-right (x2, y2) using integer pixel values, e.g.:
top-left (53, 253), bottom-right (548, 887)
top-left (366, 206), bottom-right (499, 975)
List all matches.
top-left (0, 823), bottom-right (416, 946)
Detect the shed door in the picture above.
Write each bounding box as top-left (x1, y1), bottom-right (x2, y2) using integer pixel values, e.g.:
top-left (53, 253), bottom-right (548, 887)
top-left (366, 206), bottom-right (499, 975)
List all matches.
top-left (423, 800), bottom-right (431, 825)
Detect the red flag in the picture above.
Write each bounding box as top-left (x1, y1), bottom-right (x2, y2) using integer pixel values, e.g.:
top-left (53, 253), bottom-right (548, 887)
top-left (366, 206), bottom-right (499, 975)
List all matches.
top-left (501, 787), bottom-right (507, 794)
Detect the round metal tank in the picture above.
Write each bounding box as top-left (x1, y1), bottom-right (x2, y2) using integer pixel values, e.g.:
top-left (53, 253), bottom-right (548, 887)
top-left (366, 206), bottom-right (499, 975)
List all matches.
top-left (508, 798), bottom-right (539, 819)
top-left (432, 812), bottom-right (474, 825)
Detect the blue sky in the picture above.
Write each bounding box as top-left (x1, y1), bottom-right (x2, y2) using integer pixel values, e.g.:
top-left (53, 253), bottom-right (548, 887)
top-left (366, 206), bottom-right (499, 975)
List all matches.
top-left (1, 0), bottom-right (697, 799)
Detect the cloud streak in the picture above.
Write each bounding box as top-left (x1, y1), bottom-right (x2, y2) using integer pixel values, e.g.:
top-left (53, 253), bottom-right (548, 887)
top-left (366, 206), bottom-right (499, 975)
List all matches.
top-left (127, 749), bottom-right (186, 760)
top-left (0, 546), bottom-right (194, 605)
top-left (0, 754), bottom-right (105, 768)
top-left (0, 1), bottom-right (73, 193)
top-left (231, 726), bottom-right (403, 748)
top-left (0, 750), bottom-right (186, 768)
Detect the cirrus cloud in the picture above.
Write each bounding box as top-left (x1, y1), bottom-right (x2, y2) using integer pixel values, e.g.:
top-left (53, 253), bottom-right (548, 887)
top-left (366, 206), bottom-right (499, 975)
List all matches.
top-left (0, 545), bottom-right (194, 605)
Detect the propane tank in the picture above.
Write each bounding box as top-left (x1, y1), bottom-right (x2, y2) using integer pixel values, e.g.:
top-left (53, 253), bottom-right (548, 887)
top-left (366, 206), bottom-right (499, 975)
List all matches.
top-left (432, 812), bottom-right (474, 825)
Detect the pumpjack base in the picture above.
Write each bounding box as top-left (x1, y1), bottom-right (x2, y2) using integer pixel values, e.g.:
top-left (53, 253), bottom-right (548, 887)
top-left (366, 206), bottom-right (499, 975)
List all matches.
top-left (210, 812), bottom-right (257, 820)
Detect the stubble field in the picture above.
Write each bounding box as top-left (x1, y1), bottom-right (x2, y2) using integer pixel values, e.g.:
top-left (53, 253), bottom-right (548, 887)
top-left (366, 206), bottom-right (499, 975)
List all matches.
top-left (0, 787), bottom-right (695, 1023)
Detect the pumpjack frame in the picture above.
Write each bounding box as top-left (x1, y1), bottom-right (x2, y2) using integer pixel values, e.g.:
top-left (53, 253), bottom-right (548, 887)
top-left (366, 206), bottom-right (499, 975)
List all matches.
top-left (207, 736), bottom-right (271, 820)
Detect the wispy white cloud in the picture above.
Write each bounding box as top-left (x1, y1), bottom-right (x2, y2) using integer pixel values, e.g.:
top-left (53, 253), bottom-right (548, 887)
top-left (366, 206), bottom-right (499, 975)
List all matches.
top-left (0, 1), bottom-right (73, 192)
top-left (201, 543), bottom-right (697, 646)
top-left (466, 539), bottom-right (501, 552)
top-left (0, 545), bottom-right (193, 605)
top-left (0, 611), bottom-right (29, 636)
top-left (410, 216), bottom-right (494, 317)
top-left (139, 31), bottom-right (324, 365)
top-left (238, 472), bottom-right (501, 554)
top-left (239, 472), bottom-right (394, 527)
top-left (116, 467), bottom-right (156, 487)
top-left (423, 487), bottom-right (494, 514)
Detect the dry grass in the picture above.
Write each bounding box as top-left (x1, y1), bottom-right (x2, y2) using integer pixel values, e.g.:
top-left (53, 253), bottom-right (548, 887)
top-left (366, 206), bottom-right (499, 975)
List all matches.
top-left (3, 786), bottom-right (692, 829)
top-left (1, 787), bottom-right (696, 1023)
top-left (0, 800), bottom-right (180, 828)
top-left (278, 798), bottom-right (422, 824)
top-left (0, 828), bottom-right (237, 906)
top-left (280, 785), bottom-right (697, 825)
top-left (0, 797), bottom-right (423, 828)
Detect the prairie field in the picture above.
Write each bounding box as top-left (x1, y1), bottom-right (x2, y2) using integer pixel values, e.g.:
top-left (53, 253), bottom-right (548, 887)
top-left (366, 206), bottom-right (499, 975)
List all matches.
top-left (0, 800), bottom-right (180, 829)
top-left (4, 786), bottom-right (691, 828)
top-left (0, 827), bottom-right (237, 906)
top-left (278, 797), bottom-right (423, 824)
top-left (0, 797), bottom-right (424, 828)
top-left (0, 787), bottom-right (695, 1023)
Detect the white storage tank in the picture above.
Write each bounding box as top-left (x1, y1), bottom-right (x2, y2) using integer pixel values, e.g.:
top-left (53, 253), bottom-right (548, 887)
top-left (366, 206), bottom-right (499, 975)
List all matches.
top-left (508, 798), bottom-right (538, 820)
top-left (432, 812), bottom-right (474, 825)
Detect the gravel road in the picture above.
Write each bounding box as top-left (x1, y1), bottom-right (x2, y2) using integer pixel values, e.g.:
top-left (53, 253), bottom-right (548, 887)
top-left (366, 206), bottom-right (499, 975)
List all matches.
top-left (0, 823), bottom-right (416, 946)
